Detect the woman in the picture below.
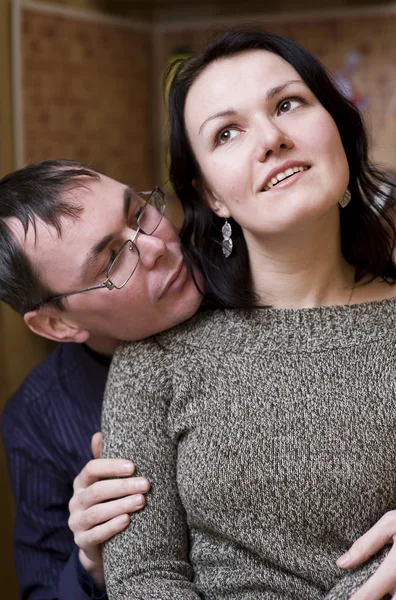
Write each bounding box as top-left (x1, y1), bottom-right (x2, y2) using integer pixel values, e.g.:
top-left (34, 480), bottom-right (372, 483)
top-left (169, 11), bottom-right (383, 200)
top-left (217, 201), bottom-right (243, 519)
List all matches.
top-left (102, 29), bottom-right (396, 599)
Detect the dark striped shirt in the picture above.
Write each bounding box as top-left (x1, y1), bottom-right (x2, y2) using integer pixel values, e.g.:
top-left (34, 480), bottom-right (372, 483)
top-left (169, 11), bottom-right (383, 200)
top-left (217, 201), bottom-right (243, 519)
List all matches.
top-left (1, 342), bottom-right (109, 600)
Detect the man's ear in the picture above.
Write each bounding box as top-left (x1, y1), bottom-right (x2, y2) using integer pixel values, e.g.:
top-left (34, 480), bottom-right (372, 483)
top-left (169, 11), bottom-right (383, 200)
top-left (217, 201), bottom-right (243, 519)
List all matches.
top-left (24, 309), bottom-right (90, 344)
top-left (192, 178), bottom-right (231, 219)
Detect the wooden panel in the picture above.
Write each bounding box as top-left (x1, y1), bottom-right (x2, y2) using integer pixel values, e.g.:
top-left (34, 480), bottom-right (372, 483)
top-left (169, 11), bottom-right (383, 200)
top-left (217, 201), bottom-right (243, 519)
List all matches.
top-left (158, 12), bottom-right (396, 169)
top-left (21, 8), bottom-right (154, 189)
top-left (0, 0), bottom-right (20, 593)
top-left (34, 0), bottom-right (396, 22)
top-left (1, 5), bottom-right (153, 597)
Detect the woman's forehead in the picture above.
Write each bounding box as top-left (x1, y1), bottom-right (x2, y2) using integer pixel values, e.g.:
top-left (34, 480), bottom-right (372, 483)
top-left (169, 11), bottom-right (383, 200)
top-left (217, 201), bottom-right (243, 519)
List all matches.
top-left (184, 51), bottom-right (300, 130)
top-left (191, 51), bottom-right (296, 94)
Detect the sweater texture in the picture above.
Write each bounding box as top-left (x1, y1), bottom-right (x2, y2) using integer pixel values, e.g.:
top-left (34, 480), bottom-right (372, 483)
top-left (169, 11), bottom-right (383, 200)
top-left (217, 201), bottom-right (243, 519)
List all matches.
top-left (101, 301), bottom-right (396, 599)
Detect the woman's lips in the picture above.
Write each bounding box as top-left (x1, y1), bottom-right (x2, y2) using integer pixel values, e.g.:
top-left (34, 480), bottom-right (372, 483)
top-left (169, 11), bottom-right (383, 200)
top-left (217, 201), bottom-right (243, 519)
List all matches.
top-left (261, 166), bottom-right (311, 192)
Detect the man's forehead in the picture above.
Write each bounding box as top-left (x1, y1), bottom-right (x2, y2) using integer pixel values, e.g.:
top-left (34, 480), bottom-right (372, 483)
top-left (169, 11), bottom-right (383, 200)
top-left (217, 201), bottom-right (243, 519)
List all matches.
top-left (8, 173), bottom-right (132, 254)
top-left (6, 217), bottom-right (27, 246)
top-left (7, 214), bottom-right (71, 255)
top-left (10, 210), bottom-right (91, 289)
top-left (78, 173), bottom-right (138, 209)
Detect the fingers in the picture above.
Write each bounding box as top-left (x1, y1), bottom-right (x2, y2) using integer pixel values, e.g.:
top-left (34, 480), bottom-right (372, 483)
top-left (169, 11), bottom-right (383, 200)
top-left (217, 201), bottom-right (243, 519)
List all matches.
top-left (73, 457), bottom-right (135, 490)
top-left (75, 514), bottom-right (131, 552)
top-left (70, 474), bottom-right (150, 513)
top-left (347, 544), bottom-right (396, 600)
top-left (337, 511), bottom-right (396, 568)
top-left (70, 492), bottom-right (146, 535)
top-left (91, 432), bottom-right (102, 459)
top-left (85, 476), bottom-right (149, 508)
top-left (69, 473), bottom-right (150, 557)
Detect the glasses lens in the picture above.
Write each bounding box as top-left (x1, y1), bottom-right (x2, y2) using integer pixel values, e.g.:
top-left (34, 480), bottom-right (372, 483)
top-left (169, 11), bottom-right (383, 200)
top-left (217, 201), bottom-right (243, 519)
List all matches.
top-left (108, 241), bottom-right (139, 289)
top-left (138, 190), bottom-right (165, 235)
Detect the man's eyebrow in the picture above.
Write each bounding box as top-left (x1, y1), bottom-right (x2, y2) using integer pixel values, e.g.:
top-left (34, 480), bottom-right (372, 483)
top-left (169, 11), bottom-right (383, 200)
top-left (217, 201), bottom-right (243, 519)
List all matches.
top-left (198, 79), bottom-right (304, 135)
top-left (79, 186), bottom-right (133, 280)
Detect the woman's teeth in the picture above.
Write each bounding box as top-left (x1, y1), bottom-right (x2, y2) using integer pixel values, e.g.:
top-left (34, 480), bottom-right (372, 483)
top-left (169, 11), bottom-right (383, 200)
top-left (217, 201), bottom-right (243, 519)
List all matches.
top-left (263, 165), bottom-right (309, 191)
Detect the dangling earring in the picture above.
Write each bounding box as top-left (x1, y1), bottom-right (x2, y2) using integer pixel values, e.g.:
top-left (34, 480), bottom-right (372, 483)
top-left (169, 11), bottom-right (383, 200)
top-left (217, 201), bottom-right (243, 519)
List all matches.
top-left (221, 219), bottom-right (233, 258)
top-left (339, 188), bottom-right (351, 208)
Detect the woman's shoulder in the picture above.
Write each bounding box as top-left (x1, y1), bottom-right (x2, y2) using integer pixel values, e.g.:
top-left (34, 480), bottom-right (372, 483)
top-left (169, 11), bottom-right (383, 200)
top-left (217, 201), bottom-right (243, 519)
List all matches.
top-left (105, 310), bottom-right (233, 406)
top-left (352, 278), bottom-right (396, 304)
top-left (156, 307), bottom-right (228, 344)
top-left (112, 309), bottom-right (228, 366)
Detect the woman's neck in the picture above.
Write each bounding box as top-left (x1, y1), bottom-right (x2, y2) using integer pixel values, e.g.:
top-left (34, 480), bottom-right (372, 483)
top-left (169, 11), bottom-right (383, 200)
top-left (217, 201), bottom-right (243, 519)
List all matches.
top-left (246, 212), bottom-right (354, 309)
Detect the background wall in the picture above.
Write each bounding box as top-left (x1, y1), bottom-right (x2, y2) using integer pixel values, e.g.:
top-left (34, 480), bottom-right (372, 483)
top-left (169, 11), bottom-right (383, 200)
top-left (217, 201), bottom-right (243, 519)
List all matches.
top-left (1, 1), bottom-right (153, 595)
top-left (157, 9), bottom-right (396, 174)
top-left (0, 1), bottom-right (42, 596)
top-left (18, 5), bottom-right (153, 188)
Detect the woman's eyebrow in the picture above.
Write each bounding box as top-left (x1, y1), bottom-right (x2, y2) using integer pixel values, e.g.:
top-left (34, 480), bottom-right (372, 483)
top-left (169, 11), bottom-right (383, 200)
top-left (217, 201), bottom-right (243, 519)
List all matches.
top-left (199, 109), bottom-right (236, 135)
top-left (198, 79), bottom-right (304, 135)
top-left (266, 79), bottom-right (303, 102)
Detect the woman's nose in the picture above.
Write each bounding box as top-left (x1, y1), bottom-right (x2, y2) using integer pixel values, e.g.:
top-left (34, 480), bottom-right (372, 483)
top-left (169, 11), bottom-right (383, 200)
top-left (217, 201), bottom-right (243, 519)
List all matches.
top-left (254, 119), bottom-right (294, 162)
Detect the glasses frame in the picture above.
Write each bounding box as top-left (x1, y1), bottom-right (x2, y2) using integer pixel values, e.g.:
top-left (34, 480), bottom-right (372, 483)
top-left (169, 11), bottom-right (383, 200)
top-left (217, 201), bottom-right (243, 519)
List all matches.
top-left (41, 187), bottom-right (165, 306)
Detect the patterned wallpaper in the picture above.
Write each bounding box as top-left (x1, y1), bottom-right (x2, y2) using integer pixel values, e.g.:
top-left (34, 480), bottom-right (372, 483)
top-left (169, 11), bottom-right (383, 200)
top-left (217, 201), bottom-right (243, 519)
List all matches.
top-left (21, 8), bottom-right (153, 189)
top-left (159, 13), bottom-right (396, 170)
top-left (18, 7), bottom-right (396, 203)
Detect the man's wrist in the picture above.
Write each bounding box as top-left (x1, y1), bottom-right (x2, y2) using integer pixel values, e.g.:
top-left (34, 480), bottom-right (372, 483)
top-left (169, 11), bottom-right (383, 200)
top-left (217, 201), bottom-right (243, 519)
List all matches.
top-left (78, 549), bottom-right (106, 594)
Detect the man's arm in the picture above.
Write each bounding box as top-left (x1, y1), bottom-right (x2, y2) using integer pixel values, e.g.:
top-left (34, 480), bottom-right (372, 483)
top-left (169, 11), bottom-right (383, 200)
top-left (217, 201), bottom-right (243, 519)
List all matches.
top-left (2, 402), bottom-right (149, 600)
top-left (69, 432), bottom-right (150, 591)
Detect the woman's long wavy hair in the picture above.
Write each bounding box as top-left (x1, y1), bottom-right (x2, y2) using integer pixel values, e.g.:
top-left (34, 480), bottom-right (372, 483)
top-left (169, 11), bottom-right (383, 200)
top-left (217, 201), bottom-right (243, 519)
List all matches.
top-left (167, 28), bottom-right (396, 308)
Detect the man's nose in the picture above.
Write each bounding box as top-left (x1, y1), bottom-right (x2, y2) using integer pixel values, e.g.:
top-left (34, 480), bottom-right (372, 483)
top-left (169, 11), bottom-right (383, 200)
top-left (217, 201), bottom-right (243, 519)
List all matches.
top-left (254, 118), bottom-right (294, 162)
top-left (133, 230), bottom-right (166, 270)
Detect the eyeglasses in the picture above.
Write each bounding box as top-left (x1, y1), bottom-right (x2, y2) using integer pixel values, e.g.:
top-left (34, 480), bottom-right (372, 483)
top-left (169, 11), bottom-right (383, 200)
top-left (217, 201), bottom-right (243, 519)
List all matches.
top-left (42, 187), bottom-right (165, 307)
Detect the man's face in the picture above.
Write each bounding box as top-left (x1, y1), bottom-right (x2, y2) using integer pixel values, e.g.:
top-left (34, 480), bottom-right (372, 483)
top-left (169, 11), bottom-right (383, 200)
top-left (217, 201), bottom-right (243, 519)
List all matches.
top-left (12, 173), bottom-right (202, 344)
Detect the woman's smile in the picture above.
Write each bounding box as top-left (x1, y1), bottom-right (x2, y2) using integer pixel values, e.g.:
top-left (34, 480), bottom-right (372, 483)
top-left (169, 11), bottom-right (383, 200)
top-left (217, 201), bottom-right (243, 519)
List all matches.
top-left (261, 164), bottom-right (311, 192)
top-left (184, 50), bottom-right (349, 238)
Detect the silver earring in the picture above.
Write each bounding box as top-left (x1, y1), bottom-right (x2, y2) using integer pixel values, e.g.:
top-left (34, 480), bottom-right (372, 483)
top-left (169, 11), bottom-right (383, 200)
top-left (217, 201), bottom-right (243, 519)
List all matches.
top-left (339, 188), bottom-right (351, 208)
top-left (221, 219), bottom-right (233, 258)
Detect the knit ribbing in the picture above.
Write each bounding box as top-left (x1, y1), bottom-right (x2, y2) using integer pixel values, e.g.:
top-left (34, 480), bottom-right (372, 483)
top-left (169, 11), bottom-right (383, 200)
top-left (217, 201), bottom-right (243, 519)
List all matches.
top-left (102, 301), bottom-right (396, 600)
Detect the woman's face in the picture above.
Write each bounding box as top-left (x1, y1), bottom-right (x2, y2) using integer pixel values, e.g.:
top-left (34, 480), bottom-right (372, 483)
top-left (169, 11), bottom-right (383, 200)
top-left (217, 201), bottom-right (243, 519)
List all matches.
top-left (184, 50), bottom-right (350, 239)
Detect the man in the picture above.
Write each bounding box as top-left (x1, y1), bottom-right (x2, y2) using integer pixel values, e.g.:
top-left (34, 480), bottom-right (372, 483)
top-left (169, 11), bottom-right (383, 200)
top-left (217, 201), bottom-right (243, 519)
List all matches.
top-left (0, 159), bottom-right (202, 599)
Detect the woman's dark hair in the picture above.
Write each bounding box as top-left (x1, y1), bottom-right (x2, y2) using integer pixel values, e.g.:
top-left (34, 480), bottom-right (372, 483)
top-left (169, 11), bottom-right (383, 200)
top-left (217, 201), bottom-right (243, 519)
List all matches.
top-left (167, 28), bottom-right (396, 308)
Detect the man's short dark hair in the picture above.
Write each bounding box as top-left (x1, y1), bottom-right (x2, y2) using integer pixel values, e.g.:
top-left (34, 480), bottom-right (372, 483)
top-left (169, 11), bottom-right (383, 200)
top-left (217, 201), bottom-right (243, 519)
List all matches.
top-left (0, 159), bottom-right (100, 315)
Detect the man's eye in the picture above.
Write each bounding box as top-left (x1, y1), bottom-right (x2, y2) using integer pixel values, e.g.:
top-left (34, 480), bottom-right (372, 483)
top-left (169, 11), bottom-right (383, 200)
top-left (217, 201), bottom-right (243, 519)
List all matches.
top-left (216, 127), bottom-right (240, 146)
top-left (102, 251), bottom-right (117, 274)
top-left (129, 207), bottom-right (143, 228)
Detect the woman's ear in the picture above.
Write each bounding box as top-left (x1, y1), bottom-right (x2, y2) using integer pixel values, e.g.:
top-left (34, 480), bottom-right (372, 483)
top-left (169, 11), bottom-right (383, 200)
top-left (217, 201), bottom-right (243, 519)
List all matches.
top-left (24, 309), bottom-right (90, 344)
top-left (193, 177), bottom-right (231, 218)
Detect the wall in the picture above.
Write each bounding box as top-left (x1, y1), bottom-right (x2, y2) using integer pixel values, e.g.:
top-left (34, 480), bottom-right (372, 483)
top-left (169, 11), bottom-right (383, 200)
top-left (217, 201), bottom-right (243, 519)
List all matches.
top-left (0, 1), bottom-right (31, 596)
top-left (1, 2), bottom-right (153, 597)
top-left (156, 6), bottom-right (396, 175)
top-left (16, 4), bottom-right (153, 188)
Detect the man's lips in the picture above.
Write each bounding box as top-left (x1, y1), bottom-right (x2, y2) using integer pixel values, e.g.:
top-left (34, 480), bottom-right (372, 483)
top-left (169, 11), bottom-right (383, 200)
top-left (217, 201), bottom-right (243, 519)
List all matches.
top-left (159, 260), bottom-right (186, 299)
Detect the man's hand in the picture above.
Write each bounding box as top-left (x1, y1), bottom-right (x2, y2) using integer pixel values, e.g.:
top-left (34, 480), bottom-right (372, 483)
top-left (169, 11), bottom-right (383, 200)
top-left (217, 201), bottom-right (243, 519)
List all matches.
top-left (68, 432), bottom-right (150, 590)
top-left (336, 510), bottom-right (396, 600)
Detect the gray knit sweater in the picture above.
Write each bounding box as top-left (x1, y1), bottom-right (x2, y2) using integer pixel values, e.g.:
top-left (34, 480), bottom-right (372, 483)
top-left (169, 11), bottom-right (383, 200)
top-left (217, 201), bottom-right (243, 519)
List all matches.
top-left (101, 301), bottom-right (396, 600)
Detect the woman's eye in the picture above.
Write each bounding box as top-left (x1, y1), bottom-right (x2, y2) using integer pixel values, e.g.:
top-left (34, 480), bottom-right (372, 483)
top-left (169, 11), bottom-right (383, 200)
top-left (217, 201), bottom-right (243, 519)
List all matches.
top-left (216, 127), bottom-right (239, 146)
top-left (278, 98), bottom-right (302, 115)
